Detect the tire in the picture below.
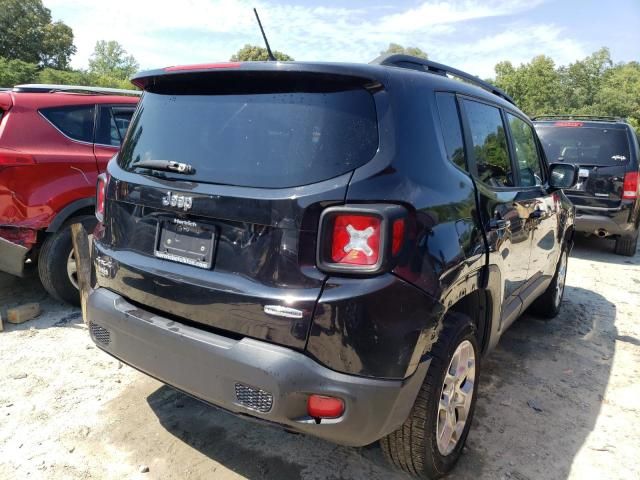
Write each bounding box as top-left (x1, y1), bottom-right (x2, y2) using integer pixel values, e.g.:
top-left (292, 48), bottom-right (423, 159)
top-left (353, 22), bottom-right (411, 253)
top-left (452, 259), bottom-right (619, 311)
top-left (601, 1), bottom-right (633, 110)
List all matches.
top-left (380, 313), bottom-right (479, 479)
top-left (615, 229), bottom-right (638, 257)
top-left (530, 249), bottom-right (568, 319)
top-left (38, 216), bottom-right (96, 306)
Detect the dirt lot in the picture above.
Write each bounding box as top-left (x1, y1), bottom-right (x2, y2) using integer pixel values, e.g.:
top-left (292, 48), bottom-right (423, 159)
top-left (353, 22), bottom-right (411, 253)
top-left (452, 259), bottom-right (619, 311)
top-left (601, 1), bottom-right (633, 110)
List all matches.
top-left (0, 235), bottom-right (639, 480)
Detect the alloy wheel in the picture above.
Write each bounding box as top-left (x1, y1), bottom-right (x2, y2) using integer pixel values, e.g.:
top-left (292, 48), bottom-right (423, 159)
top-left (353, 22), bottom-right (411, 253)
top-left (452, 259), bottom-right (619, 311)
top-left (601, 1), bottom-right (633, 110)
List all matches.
top-left (436, 339), bottom-right (476, 456)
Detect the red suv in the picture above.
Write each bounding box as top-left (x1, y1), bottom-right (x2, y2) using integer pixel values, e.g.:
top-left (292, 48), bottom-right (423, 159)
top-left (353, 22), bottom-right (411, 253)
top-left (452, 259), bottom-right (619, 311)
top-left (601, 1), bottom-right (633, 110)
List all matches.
top-left (0, 84), bottom-right (139, 304)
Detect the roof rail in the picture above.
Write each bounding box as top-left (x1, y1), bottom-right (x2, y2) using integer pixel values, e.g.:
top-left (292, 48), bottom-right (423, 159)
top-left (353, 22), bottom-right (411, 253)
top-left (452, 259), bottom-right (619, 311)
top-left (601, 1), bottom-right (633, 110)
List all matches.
top-left (370, 54), bottom-right (515, 105)
top-left (12, 84), bottom-right (141, 97)
top-left (532, 114), bottom-right (626, 123)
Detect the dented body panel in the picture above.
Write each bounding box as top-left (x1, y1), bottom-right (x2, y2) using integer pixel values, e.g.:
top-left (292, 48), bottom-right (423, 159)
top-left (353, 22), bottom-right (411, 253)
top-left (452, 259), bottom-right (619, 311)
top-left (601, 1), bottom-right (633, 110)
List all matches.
top-left (0, 90), bottom-right (138, 276)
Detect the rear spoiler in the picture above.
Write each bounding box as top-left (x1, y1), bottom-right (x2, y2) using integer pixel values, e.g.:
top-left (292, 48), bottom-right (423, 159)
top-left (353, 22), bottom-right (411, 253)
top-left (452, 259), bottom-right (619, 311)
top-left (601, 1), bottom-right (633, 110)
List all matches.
top-left (130, 61), bottom-right (385, 91)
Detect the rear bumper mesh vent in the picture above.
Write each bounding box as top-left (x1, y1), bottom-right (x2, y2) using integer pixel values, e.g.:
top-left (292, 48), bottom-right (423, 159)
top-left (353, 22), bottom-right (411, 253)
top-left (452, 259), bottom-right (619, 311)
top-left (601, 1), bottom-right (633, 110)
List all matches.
top-left (89, 322), bottom-right (111, 346)
top-left (234, 383), bottom-right (273, 413)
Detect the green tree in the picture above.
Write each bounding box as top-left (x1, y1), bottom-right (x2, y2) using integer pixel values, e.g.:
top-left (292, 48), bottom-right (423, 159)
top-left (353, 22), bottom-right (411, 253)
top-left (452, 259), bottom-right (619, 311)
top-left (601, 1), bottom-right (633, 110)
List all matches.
top-left (37, 67), bottom-right (92, 86)
top-left (230, 44), bottom-right (294, 61)
top-left (592, 62), bottom-right (640, 131)
top-left (0, 0), bottom-right (76, 68)
top-left (41, 22), bottom-right (76, 70)
top-left (380, 43), bottom-right (428, 59)
top-left (491, 47), bottom-right (640, 134)
top-left (37, 68), bottom-right (135, 90)
top-left (88, 40), bottom-right (139, 80)
top-left (494, 55), bottom-right (562, 116)
top-left (560, 47), bottom-right (612, 111)
top-left (0, 57), bottom-right (39, 86)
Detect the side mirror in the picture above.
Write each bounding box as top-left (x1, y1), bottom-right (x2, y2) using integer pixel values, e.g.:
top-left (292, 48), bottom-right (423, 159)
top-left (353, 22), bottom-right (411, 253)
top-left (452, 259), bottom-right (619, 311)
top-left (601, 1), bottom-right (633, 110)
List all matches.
top-left (548, 163), bottom-right (578, 190)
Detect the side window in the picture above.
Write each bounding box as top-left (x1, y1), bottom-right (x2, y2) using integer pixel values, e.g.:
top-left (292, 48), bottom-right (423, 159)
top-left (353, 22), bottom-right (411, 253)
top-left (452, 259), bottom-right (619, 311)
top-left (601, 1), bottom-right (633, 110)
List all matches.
top-left (435, 93), bottom-right (467, 171)
top-left (462, 100), bottom-right (513, 188)
top-left (507, 113), bottom-right (543, 186)
top-left (40, 105), bottom-right (95, 143)
top-left (112, 107), bottom-right (134, 140)
top-left (96, 106), bottom-right (134, 146)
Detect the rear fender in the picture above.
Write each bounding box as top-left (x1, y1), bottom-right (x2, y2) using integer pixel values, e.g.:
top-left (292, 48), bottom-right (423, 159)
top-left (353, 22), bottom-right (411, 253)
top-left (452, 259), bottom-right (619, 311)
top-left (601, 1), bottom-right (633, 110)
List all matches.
top-left (47, 197), bottom-right (96, 232)
top-left (0, 165), bottom-right (97, 231)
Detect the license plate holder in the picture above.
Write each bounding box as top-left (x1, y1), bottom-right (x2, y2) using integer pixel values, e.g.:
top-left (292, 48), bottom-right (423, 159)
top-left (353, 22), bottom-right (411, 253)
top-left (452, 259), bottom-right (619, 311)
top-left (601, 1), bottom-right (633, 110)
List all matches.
top-left (154, 218), bottom-right (216, 269)
top-left (573, 168), bottom-right (591, 191)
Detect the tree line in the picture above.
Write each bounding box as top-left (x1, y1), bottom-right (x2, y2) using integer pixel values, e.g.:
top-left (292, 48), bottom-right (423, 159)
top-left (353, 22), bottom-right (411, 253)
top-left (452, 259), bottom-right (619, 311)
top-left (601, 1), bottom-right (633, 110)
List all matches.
top-left (1, 0), bottom-right (637, 132)
top-left (0, 0), bottom-right (138, 89)
top-left (493, 48), bottom-right (639, 131)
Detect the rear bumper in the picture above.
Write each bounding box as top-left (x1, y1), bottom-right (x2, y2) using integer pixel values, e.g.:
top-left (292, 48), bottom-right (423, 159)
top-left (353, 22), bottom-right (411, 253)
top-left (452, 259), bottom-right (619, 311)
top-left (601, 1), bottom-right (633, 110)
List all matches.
top-left (87, 287), bottom-right (429, 446)
top-left (0, 237), bottom-right (28, 276)
top-left (574, 211), bottom-right (636, 236)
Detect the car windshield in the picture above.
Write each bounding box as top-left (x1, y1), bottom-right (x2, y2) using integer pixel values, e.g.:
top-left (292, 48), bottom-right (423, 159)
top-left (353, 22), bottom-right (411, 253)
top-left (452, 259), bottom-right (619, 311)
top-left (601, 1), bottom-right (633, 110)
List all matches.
top-left (536, 125), bottom-right (630, 167)
top-left (118, 89), bottom-right (379, 188)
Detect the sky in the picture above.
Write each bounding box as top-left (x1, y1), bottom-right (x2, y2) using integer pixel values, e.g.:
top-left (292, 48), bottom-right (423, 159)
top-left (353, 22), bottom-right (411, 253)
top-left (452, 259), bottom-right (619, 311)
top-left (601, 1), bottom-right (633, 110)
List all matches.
top-left (44, 0), bottom-right (640, 79)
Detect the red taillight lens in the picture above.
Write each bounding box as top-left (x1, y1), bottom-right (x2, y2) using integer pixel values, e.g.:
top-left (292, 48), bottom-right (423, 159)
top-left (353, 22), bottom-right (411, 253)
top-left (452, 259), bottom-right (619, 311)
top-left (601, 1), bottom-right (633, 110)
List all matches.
top-left (622, 172), bottom-right (639, 200)
top-left (330, 214), bottom-right (381, 266)
top-left (554, 121), bottom-right (583, 127)
top-left (318, 205), bottom-right (408, 274)
top-left (392, 219), bottom-right (405, 255)
top-left (307, 395), bottom-right (344, 419)
top-left (96, 174), bottom-right (108, 222)
top-left (164, 62), bottom-right (242, 71)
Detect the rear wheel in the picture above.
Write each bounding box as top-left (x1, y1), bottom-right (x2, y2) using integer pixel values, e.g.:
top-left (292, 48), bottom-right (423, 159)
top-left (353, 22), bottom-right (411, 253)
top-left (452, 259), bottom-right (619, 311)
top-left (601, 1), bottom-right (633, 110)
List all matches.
top-left (615, 228), bottom-right (638, 257)
top-left (380, 314), bottom-right (479, 479)
top-left (38, 216), bottom-right (95, 306)
top-left (530, 249), bottom-right (568, 319)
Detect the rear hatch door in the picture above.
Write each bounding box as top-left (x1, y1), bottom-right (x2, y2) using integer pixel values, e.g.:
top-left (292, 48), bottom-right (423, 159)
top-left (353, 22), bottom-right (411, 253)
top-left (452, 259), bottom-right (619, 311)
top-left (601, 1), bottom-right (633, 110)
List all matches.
top-left (97, 69), bottom-right (381, 350)
top-left (536, 122), bottom-right (631, 208)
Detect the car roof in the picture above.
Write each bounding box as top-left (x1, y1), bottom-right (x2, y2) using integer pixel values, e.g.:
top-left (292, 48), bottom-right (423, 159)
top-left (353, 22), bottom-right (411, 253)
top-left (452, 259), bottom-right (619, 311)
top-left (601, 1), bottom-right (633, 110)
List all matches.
top-left (3, 91), bottom-right (139, 109)
top-left (12, 84), bottom-right (141, 96)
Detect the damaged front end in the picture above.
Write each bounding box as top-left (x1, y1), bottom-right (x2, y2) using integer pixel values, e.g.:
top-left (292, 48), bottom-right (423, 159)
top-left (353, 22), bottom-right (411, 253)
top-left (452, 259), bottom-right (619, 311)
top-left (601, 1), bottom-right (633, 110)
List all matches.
top-left (0, 227), bottom-right (38, 277)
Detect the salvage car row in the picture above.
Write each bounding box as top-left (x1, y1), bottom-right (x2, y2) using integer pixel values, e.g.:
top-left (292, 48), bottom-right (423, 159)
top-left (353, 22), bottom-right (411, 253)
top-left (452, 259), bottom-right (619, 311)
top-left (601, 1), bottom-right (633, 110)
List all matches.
top-left (0, 56), bottom-right (638, 479)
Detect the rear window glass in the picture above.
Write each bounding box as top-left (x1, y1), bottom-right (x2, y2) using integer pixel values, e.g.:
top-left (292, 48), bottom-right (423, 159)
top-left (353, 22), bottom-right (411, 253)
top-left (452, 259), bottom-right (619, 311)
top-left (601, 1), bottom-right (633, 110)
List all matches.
top-left (536, 125), bottom-right (630, 166)
top-left (40, 105), bottom-right (95, 143)
top-left (118, 89), bottom-right (379, 188)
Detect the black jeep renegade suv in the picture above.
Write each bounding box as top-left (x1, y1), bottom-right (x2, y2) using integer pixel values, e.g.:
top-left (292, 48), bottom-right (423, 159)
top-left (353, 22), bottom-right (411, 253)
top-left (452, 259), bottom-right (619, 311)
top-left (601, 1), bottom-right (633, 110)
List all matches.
top-left (534, 116), bottom-right (640, 256)
top-left (87, 55), bottom-right (578, 478)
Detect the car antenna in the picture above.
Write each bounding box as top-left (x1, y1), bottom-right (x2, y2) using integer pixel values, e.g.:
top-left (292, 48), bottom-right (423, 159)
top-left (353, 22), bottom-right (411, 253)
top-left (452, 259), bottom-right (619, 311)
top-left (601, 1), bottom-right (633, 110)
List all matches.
top-left (253, 8), bottom-right (276, 61)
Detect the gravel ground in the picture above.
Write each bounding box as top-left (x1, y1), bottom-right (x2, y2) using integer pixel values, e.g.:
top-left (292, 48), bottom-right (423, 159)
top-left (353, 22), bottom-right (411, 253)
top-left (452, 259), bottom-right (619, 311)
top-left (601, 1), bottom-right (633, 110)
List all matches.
top-left (0, 235), bottom-right (639, 480)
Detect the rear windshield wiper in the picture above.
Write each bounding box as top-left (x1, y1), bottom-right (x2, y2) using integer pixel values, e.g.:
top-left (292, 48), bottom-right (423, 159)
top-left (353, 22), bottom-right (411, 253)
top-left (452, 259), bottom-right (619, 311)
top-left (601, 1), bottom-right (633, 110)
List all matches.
top-left (132, 160), bottom-right (196, 175)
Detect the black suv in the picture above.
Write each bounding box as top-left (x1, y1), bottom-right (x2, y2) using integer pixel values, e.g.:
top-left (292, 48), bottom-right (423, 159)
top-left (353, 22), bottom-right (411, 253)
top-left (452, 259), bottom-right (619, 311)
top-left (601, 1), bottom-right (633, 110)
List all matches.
top-left (534, 116), bottom-right (640, 256)
top-left (87, 55), bottom-right (578, 478)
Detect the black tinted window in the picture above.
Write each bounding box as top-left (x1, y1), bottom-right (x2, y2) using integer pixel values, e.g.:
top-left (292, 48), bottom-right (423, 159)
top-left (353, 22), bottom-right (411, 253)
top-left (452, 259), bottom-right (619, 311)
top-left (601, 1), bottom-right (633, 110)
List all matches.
top-left (507, 113), bottom-right (543, 186)
top-left (40, 105), bottom-right (95, 143)
top-left (436, 93), bottom-right (466, 170)
top-left (463, 100), bottom-right (513, 187)
top-left (536, 125), bottom-right (631, 166)
top-left (96, 106), bottom-right (134, 146)
top-left (119, 89), bottom-right (378, 188)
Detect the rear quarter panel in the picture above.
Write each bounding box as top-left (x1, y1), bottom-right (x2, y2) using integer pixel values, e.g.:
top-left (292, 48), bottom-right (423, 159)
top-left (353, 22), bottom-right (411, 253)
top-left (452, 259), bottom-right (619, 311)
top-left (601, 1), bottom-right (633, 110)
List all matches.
top-left (0, 96), bottom-right (97, 230)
